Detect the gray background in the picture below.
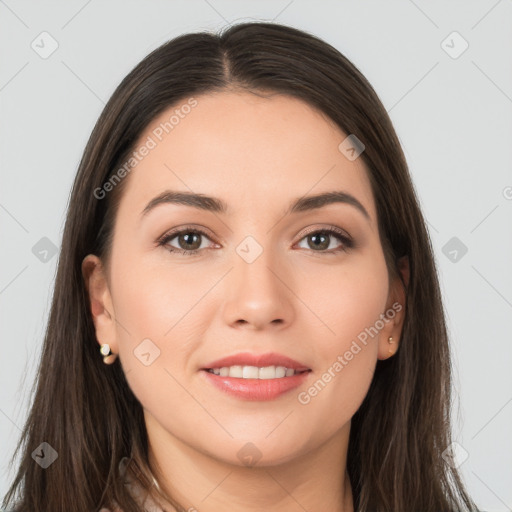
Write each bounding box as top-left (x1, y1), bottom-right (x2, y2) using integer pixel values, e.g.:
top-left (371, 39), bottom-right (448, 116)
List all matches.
top-left (1, 1), bottom-right (511, 510)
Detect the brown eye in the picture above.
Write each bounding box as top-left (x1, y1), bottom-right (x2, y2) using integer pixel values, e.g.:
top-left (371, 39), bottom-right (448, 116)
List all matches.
top-left (306, 232), bottom-right (331, 251)
top-left (296, 228), bottom-right (354, 254)
top-left (175, 232), bottom-right (202, 251)
top-left (158, 228), bottom-right (213, 255)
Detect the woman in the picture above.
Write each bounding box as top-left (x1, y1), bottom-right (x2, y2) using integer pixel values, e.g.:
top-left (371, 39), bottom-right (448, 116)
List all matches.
top-left (1, 21), bottom-right (478, 512)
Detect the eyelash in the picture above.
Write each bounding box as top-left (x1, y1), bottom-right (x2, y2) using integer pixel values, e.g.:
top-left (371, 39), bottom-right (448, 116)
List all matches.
top-left (156, 225), bottom-right (354, 256)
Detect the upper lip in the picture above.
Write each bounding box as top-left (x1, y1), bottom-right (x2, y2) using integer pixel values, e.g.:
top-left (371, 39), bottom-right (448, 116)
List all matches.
top-left (201, 352), bottom-right (311, 372)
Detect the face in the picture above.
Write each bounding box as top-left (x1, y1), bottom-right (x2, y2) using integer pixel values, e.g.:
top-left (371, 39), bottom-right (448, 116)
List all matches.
top-left (84, 90), bottom-right (407, 467)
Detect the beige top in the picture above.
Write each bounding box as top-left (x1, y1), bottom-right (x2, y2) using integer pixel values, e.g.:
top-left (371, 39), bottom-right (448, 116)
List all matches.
top-left (99, 457), bottom-right (169, 512)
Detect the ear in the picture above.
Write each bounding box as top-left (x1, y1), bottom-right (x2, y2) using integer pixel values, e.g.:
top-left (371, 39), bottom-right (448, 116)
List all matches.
top-left (377, 255), bottom-right (409, 360)
top-left (82, 254), bottom-right (118, 354)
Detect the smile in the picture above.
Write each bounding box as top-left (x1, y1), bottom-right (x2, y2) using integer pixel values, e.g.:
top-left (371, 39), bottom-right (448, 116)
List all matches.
top-left (201, 367), bottom-right (312, 401)
top-left (206, 365), bottom-right (309, 379)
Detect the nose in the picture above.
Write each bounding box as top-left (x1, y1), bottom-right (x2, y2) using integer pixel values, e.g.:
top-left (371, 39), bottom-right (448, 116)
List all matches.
top-left (221, 244), bottom-right (295, 331)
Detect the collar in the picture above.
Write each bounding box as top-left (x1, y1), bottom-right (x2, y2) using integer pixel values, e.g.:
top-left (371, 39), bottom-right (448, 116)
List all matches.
top-left (117, 456), bottom-right (166, 512)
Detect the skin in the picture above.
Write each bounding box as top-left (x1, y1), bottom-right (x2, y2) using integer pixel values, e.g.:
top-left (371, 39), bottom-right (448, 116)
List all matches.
top-left (83, 90), bottom-right (409, 512)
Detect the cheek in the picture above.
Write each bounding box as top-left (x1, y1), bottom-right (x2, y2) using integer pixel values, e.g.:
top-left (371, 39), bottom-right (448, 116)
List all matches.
top-left (110, 238), bottom-right (201, 336)
top-left (110, 250), bottom-right (214, 377)
top-left (293, 252), bottom-right (388, 428)
top-left (299, 249), bottom-right (389, 353)
top-left (109, 259), bottom-right (201, 416)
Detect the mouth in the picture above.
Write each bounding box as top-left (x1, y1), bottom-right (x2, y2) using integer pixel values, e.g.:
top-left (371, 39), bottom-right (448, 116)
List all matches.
top-left (199, 352), bottom-right (312, 400)
top-left (203, 366), bottom-right (311, 379)
top-left (200, 351), bottom-right (311, 377)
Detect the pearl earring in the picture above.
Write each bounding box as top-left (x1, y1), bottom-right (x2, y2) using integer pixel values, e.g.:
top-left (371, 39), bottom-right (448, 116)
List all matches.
top-left (388, 336), bottom-right (394, 355)
top-left (100, 343), bottom-right (117, 364)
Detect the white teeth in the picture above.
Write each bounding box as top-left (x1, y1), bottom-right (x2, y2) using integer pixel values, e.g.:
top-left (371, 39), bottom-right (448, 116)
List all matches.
top-left (275, 366), bottom-right (286, 378)
top-left (242, 366), bottom-right (259, 379)
top-left (229, 365), bottom-right (243, 378)
top-left (258, 366), bottom-right (276, 379)
top-left (208, 365), bottom-right (302, 379)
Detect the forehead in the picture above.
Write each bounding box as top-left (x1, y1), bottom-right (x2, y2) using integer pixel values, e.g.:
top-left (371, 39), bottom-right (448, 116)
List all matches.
top-left (118, 90), bottom-right (376, 223)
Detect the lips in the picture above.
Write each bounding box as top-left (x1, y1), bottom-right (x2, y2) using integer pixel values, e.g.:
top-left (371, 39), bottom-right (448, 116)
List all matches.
top-left (201, 369), bottom-right (310, 400)
top-left (199, 352), bottom-right (312, 400)
top-left (201, 352), bottom-right (311, 372)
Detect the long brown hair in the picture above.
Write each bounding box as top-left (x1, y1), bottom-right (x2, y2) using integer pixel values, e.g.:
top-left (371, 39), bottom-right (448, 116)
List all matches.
top-left (2, 21), bottom-right (478, 512)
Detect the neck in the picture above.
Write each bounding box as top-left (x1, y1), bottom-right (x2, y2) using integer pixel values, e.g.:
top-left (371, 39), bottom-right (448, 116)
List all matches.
top-left (145, 413), bottom-right (354, 512)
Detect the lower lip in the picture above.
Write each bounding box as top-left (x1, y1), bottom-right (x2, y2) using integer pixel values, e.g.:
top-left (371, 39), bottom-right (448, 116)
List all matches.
top-left (200, 370), bottom-right (311, 401)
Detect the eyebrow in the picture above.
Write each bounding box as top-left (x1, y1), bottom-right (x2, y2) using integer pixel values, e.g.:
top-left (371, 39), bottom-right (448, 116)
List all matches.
top-left (141, 190), bottom-right (371, 221)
